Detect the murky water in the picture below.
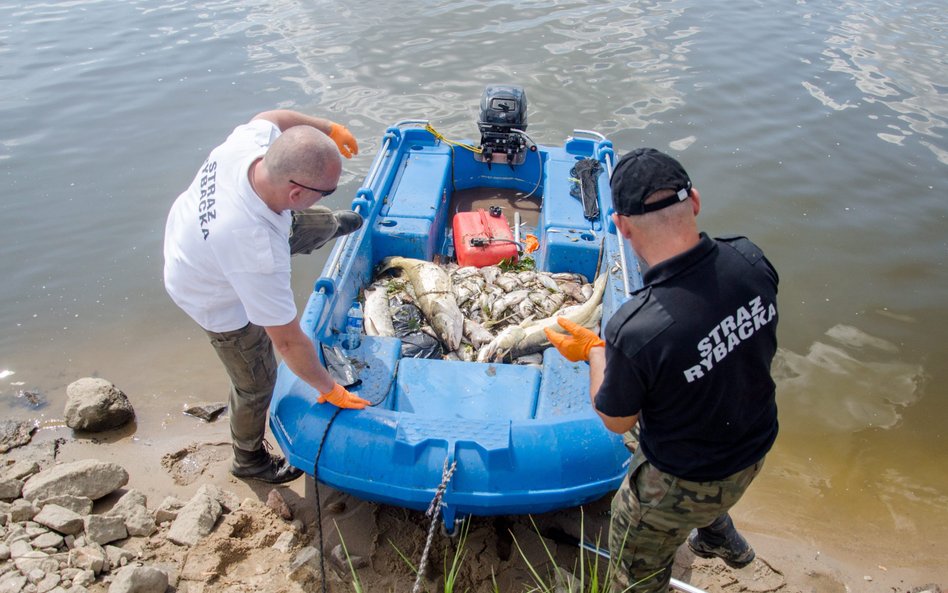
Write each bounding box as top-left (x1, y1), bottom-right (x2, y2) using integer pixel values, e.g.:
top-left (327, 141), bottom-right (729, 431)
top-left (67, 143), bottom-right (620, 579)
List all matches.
top-left (1, 0), bottom-right (945, 573)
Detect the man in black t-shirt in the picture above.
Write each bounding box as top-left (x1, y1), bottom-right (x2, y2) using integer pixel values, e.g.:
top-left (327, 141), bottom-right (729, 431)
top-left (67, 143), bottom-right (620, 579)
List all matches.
top-left (546, 148), bottom-right (779, 592)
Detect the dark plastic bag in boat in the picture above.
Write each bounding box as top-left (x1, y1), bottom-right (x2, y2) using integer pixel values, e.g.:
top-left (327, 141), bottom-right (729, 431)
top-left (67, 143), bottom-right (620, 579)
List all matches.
top-left (391, 303), bottom-right (443, 359)
top-left (321, 343), bottom-right (362, 388)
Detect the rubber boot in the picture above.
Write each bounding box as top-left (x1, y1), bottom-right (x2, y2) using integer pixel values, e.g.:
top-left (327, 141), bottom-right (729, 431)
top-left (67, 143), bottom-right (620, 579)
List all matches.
top-left (231, 446), bottom-right (303, 484)
top-left (687, 514), bottom-right (755, 568)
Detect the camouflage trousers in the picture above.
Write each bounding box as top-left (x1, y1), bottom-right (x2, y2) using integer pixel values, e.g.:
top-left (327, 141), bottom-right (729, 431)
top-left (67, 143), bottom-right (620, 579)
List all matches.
top-left (203, 208), bottom-right (352, 451)
top-left (608, 448), bottom-right (765, 592)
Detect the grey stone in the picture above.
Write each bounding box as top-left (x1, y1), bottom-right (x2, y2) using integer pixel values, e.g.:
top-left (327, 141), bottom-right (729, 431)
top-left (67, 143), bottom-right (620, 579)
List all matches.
top-left (0, 573), bottom-right (27, 593)
top-left (108, 565), bottom-right (168, 593)
top-left (36, 495), bottom-right (93, 516)
top-left (104, 545), bottom-right (136, 569)
top-left (36, 572), bottom-right (60, 593)
top-left (288, 546), bottom-right (322, 585)
top-left (0, 419), bottom-right (36, 454)
top-left (83, 515), bottom-right (127, 546)
top-left (153, 497), bottom-right (183, 524)
top-left (13, 550), bottom-right (53, 573)
top-left (33, 505), bottom-right (84, 536)
top-left (166, 494), bottom-right (220, 547)
top-left (64, 378), bottom-right (135, 432)
top-left (108, 491), bottom-right (147, 517)
top-left (10, 539), bottom-right (33, 558)
top-left (271, 531), bottom-right (297, 553)
top-left (72, 569), bottom-right (95, 587)
top-left (121, 505), bottom-right (156, 538)
top-left (3, 460), bottom-right (40, 481)
top-left (69, 546), bottom-right (105, 575)
top-left (10, 498), bottom-right (37, 522)
top-left (0, 478), bottom-right (23, 501)
top-left (22, 459), bottom-right (129, 502)
top-left (0, 543), bottom-right (9, 560)
top-left (194, 484), bottom-right (239, 514)
top-left (31, 531), bottom-right (64, 550)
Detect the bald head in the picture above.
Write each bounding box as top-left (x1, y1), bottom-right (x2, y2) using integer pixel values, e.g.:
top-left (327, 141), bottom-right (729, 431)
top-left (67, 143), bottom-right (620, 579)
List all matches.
top-left (262, 125), bottom-right (341, 186)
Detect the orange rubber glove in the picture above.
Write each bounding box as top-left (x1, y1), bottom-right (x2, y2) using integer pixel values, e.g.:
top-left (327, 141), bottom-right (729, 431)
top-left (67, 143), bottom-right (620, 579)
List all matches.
top-left (544, 317), bottom-right (605, 362)
top-left (317, 383), bottom-right (370, 409)
top-left (329, 123), bottom-right (359, 159)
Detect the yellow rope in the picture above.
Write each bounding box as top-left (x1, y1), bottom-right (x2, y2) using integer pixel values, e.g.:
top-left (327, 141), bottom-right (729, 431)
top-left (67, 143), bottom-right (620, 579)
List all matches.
top-left (425, 123), bottom-right (482, 154)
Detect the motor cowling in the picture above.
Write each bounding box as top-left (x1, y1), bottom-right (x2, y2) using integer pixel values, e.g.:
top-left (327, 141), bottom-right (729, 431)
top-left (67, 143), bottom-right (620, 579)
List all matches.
top-left (477, 84), bottom-right (529, 166)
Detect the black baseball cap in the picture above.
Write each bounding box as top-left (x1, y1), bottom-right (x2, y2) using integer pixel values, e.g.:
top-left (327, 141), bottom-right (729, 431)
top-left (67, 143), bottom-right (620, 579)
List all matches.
top-left (610, 147), bottom-right (692, 215)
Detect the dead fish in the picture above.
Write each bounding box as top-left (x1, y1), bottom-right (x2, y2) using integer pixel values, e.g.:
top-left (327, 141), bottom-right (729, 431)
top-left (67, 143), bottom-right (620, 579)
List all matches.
top-left (378, 256), bottom-right (464, 351)
top-left (363, 286), bottom-right (395, 337)
top-left (510, 273), bottom-right (606, 358)
top-left (476, 325), bottom-right (525, 362)
top-left (495, 273), bottom-right (522, 293)
top-left (490, 289), bottom-right (530, 321)
top-left (463, 318), bottom-right (495, 348)
top-left (535, 274), bottom-right (560, 292)
top-left (480, 265), bottom-right (501, 285)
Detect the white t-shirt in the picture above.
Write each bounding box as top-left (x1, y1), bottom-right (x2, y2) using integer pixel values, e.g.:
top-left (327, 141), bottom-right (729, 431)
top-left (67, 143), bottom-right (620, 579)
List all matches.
top-left (163, 120), bottom-right (297, 333)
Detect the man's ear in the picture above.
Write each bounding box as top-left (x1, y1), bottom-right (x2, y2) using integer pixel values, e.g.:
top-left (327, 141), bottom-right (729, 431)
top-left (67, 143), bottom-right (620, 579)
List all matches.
top-left (690, 187), bottom-right (701, 216)
top-left (612, 212), bottom-right (632, 240)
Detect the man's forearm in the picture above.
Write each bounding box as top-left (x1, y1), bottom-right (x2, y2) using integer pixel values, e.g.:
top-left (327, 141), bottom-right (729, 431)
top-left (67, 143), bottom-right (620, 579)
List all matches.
top-left (252, 109), bottom-right (334, 134)
top-left (265, 322), bottom-right (336, 394)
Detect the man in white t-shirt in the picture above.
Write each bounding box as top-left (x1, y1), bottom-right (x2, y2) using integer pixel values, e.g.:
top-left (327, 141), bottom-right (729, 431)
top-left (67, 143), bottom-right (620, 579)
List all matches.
top-left (164, 110), bottom-right (370, 483)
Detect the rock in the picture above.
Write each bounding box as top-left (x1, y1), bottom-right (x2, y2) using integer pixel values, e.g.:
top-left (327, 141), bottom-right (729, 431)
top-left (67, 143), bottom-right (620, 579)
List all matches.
top-left (9, 498), bottom-right (37, 522)
top-left (64, 378), bottom-right (135, 432)
top-left (72, 569), bottom-right (95, 587)
top-left (10, 539), bottom-right (33, 558)
top-left (182, 402), bottom-right (227, 422)
top-left (266, 489), bottom-right (292, 520)
top-left (153, 497), bottom-right (183, 524)
top-left (36, 572), bottom-right (60, 593)
top-left (330, 543), bottom-right (367, 571)
top-left (3, 460), bottom-right (40, 481)
top-left (108, 565), bottom-right (168, 593)
top-left (22, 459), bottom-right (129, 502)
top-left (33, 504), bottom-right (84, 535)
top-left (271, 531), bottom-right (297, 553)
top-left (31, 531), bottom-right (64, 550)
top-left (109, 490), bottom-right (147, 516)
top-left (84, 514), bottom-right (128, 546)
top-left (0, 477), bottom-right (24, 501)
top-left (69, 546), bottom-right (106, 575)
top-left (288, 546), bottom-right (322, 585)
top-left (0, 573), bottom-right (27, 593)
top-left (0, 419), bottom-right (36, 453)
top-left (0, 543), bottom-right (9, 561)
top-left (105, 545), bottom-right (136, 569)
top-left (36, 495), bottom-right (94, 516)
top-left (122, 505), bottom-right (157, 537)
top-left (194, 484), bottom-right (239, 513)
top-left (166, 493), bottom-right (221, 547)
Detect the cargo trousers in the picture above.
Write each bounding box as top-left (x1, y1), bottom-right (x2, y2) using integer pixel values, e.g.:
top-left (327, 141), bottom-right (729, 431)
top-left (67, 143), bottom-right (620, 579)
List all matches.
top-left (204, 207), bottom-right (355, 452)
top-left (608, 447), bottom-right (764, 592)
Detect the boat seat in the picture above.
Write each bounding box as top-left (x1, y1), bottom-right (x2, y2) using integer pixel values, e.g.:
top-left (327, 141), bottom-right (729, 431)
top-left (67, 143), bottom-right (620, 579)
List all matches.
top-left (373, 150), bottom-right (452, 262)
top-left (393, 358), bottom-right (541, 420)
top-left (534, 348), bottom-right (595, 418)
top-left (539, 156), bottom-right (603, 279)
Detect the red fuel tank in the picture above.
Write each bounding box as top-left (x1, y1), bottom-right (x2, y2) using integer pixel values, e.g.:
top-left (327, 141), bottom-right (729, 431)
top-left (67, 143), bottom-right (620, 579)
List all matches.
top-left (452, 209), bottom-right (518, 267)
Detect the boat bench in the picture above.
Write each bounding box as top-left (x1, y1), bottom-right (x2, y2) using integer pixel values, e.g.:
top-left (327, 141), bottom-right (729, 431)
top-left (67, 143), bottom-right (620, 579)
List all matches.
top-left (539, 156), bottom-right (602, 279)
top-left (373, 150), bottom-right (452, 262)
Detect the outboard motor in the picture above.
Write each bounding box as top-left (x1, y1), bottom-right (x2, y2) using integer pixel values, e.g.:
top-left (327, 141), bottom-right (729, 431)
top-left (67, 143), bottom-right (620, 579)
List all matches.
top-left (477, 84), bottom-right (531, 167)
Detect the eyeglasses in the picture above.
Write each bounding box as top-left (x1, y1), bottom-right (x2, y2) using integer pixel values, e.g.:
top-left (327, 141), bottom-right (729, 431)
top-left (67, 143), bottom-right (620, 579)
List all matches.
top-left (289, 179), bottom-right (336, 197)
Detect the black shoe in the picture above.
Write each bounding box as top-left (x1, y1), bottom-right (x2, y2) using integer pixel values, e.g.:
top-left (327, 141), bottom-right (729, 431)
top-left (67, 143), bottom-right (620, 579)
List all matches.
top-left (333, 210), bottom-right (363, 238)
top-left (231, 446), bottom-right (303, 484)
top-left (687, 515), bottom-right (755, 569)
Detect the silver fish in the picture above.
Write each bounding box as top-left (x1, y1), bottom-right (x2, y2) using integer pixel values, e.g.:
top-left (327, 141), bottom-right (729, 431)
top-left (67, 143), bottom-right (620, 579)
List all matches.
top-left (378, 256), bottom-right (464, 351)
top-left (463, 318), bottom-right (495, 348)
top-left (363, 285), bottom-right (395, 337)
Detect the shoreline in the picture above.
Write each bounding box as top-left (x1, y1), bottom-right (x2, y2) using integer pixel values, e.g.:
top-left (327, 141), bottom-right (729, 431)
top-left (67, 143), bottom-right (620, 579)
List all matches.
top-left (2, 419), bottom-right (941, 593)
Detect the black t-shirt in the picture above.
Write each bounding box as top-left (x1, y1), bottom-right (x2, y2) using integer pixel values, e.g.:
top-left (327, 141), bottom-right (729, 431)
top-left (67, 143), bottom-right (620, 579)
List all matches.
top-left (596, 233), bottom-right (779, 481)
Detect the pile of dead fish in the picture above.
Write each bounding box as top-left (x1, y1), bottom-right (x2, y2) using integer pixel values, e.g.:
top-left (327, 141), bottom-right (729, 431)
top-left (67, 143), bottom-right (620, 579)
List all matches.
top-left (361, 256), bottom-right (605, 364)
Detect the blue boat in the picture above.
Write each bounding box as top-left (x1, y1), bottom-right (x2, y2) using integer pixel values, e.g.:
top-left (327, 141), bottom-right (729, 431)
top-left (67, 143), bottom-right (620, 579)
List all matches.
top-left (269, 86), bottom-right (643, 528)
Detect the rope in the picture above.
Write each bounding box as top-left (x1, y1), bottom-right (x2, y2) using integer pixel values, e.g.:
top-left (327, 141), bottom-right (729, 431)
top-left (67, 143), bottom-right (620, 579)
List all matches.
top-left (425, 124), bottom-right (482, 154)
top-left (313, 406), bottom-right (343, 593)
top-left (411, 457), bottom-right (458, 593)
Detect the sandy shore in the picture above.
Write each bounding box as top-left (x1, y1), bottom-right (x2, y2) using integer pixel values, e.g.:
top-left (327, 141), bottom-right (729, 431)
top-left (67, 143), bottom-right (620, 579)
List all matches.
top-left (2, 416), bottom-right (942, 593)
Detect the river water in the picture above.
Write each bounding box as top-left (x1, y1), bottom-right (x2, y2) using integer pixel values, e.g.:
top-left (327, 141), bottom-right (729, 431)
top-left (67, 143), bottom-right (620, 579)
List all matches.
top-left (1, 0), bottom-right (945, 576)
